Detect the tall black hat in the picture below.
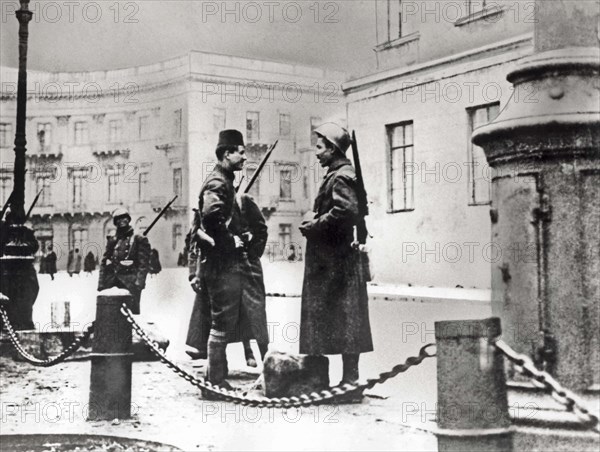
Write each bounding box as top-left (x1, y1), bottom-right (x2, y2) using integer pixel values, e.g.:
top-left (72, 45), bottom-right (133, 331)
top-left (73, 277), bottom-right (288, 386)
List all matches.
top-left (217, 129), bottom-right (245, 148)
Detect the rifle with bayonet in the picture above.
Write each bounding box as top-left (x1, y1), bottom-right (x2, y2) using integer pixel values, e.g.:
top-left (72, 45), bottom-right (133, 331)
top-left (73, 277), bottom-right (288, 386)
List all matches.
top-left (351, 130), bottom-right (369, 245)
top-left (351, 130), bottom-right (372, 281)
top-left (24, 188), bottom-right (44, 222)
top-left (1, 191), bottom-right (15, 221)
top-left (244, 140), bottom-right (278, 194)
top-left (143, 195), bottom-right (178, 236)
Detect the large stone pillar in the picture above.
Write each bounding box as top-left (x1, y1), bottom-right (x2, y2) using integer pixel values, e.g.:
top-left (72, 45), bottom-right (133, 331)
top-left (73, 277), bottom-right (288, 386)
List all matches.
top-left (472, 1), bottom-right (599, 393)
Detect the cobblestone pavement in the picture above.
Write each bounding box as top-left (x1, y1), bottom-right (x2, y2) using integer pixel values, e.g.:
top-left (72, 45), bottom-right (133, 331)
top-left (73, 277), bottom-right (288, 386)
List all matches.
top-left (1, 265), bottom-right (492, 451)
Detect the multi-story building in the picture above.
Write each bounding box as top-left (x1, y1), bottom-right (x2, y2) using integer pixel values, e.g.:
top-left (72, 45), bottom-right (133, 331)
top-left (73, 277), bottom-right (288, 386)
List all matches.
top-left (0, 51), bottom-right (344, 270)
top-left (343, 0), bottom-right (535, 289)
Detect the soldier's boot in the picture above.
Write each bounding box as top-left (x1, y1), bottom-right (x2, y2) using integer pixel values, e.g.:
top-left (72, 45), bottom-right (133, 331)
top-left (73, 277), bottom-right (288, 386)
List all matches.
top-left (243, 340), bottom-right (257, 367)
top-left (339, 354), bottom-right (363, 403)
top-left (203, 331), bottom-right (232, 401)
top-left (258, 342), bottom-right (269, 362)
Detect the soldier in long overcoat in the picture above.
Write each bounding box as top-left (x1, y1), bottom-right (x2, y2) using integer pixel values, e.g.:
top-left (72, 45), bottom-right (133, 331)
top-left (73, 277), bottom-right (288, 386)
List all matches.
top-left (98, 208), bottom-right (151, 314)
top-left (299, 122), bottom-right (373, 385)
top-left (196, 129), bottom-right (251, 387)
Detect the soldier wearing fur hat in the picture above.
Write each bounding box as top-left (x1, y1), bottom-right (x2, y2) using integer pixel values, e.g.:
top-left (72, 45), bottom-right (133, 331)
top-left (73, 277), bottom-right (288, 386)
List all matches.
top-left (299, 122), bottom-right (373, 386)
top-left (98, 208), bottom-right (151, 314)
top-left (195, 129), bottom-right (253, 389)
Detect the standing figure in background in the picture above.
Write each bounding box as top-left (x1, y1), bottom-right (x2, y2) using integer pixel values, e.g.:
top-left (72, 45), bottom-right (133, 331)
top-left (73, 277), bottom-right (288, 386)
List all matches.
top-left (45, 245), bottom-right (57, 281)
top-left (98, 208), bottom-right (151, 314)
top-left (38, 247), bottom-right (47, 275)
top-left (67, 249), bottom-right (74, 277)
top-left (84, 250), bottom-right (96, 275)
top-left (72, 248), bottom-right (82, 276)
top-left (149, 248), bottom-right (162, 278)
top-left (299, 123), bottom-right (373, 386)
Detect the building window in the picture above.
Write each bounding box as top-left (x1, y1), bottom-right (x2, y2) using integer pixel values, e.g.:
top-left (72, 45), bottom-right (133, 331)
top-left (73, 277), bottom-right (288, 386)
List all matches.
top-left (279, 223), bottom-right (292, 248)
top-left (70, 168), bottom-right (88, 208)
top-left (0, 123), bottom-right (13, 147)
top-left (36, 172), bottom-right (54, 206)
top-left (246, 111), bottom-right (260, 143)
top-left (138, 115), bottom-right (150, 139)
top-left (279, 114), bottom-right (291, 137)
top-left (138, 170), bottom-right (149, 202)
top-left (74, 122), bottom-right (89, 145)
top-left (279, 169), bottom-right (292, 200)
top-left (310, 117), bottom-right (322, 146)
top-left (213, 108), bottom-right (226, 131)
top-left (107, 169), bottom-right (119, 203)
top-left (37, 123), bottom-right (52, 151)
top-left (173, 109), bottom-right (182, 139)
top-left (387, 121), bottom-right (414, 212)
top-left (109, 119), bottom-right (123, 143)
top-left (173, 168), bottom-right (182, 198)
top-left (0, 172), bottom-right (11, 205)
top-left (468, 103), bottom-right (499, 205)
top-left (467, 0), bottom-right (487, 15)
top-left (172, 224), bottom-right (182, 251)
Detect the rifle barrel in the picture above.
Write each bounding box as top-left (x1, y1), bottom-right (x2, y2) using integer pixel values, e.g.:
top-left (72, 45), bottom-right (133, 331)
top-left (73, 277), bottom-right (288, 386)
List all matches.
top-left (24, 188), bottom-right (44, 221)
top-left (144, 195), bottom-right (178, 236)
top-left (244, 140), bottom-right (278, 194)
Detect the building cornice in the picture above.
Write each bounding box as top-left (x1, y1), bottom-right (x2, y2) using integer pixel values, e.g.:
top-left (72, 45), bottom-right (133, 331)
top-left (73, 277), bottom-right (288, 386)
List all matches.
top-left (1, 50), bottom-right (346, 103)
top-left (343, 33), bottom-right (533, 98)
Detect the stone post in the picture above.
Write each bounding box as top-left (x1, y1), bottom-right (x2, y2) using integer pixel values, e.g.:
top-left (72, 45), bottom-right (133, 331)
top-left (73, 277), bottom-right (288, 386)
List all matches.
top-left (88, 289), bottom-right (133, 421)
top-left (472, 0), bottom-right (599, 393)
top-left (435, 318), bottom-right (512, 452)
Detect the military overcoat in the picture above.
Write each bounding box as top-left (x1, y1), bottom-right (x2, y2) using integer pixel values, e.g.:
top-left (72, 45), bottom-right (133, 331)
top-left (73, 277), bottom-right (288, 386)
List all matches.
top-left (300, 157), bottom-right (373, 355)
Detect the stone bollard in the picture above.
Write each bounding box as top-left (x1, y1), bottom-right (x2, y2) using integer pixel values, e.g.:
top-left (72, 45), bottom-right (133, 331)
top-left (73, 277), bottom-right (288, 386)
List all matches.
top-left (88, 289), bottom-right (133, 421)
top-left (435, 318), bottom-right (513, 452)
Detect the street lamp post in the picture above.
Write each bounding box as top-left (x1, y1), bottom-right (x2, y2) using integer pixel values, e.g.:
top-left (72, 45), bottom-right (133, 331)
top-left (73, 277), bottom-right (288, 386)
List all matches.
top-left (0, 0), bottom-right (39, 331)
top-left (12, 0), bottom-right (33, 221)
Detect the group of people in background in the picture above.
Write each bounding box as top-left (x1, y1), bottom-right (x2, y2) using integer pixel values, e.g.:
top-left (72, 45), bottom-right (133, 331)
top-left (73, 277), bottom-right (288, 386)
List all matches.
top-left (37, 245), bottom-right (161, 280)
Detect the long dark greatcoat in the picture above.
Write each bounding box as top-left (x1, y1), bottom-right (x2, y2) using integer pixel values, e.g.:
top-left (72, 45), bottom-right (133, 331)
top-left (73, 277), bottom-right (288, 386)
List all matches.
top-left (300, 157), bottom-right (373, 355)
top-left (97, 226), bottom-right (151, 314)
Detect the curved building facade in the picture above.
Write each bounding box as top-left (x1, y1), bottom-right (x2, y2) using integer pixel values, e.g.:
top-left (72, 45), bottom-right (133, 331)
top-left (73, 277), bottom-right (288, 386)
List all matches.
top-left (0, 51), bottom-right (345, 270)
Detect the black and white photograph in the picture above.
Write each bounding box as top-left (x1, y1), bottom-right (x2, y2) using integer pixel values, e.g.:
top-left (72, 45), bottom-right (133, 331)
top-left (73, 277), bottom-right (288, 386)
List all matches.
top-left (0, 0), bottom-right (598, 450)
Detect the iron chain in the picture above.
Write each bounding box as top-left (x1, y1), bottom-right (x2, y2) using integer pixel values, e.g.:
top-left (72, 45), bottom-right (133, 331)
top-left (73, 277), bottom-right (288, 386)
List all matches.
top-left (494, 339), bottom-right (599, 431)
top-left (120, 303), bottom-right (435, 409)
top-left (0, 302), bottom-right (94, 367)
